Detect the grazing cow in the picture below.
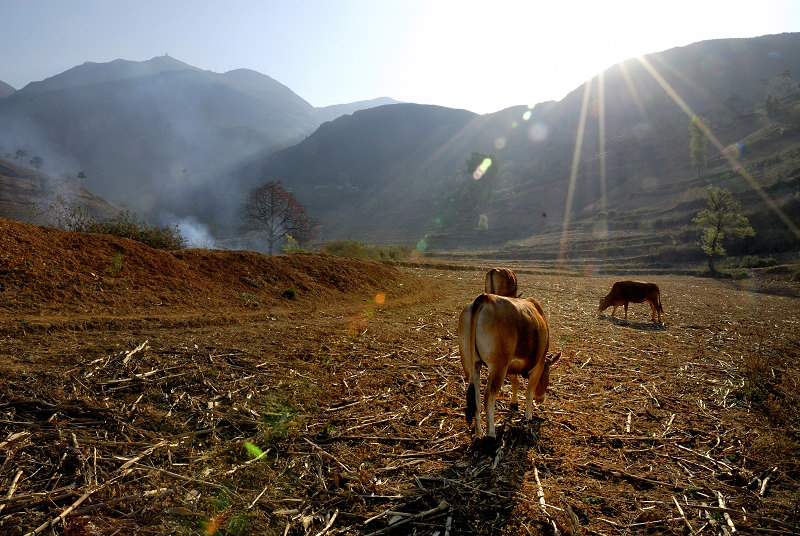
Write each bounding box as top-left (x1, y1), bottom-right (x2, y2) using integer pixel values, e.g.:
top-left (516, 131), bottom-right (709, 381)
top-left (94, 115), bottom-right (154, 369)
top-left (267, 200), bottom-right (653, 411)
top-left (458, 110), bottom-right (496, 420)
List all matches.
top-left (484, 267), bottom-right (518, 297)
top-left (598, 280), bottom-right (664, 322)
top-left (458, 293), bottom-right (561, 439)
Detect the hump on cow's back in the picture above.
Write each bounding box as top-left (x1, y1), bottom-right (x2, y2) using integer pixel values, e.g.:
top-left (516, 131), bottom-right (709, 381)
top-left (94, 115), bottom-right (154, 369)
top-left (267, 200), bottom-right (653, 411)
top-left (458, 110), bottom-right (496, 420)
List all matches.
top-left (485, 267), bottom-right (518, 297)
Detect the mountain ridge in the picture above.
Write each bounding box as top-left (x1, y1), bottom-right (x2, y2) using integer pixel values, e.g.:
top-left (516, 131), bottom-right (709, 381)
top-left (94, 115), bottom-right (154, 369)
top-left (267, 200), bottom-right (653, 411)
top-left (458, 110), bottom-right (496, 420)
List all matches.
top-left (2, 34), bottom-right (799, 262)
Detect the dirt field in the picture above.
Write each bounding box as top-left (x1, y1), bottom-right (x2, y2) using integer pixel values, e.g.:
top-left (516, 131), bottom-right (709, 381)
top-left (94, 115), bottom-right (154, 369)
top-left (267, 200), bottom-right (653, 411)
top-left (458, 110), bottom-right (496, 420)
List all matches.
top-left (1, 218), bottom-right (799, 535)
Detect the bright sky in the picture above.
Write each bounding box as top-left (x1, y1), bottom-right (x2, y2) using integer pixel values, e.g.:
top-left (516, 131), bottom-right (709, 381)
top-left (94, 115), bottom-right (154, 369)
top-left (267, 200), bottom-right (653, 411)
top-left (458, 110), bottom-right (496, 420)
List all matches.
top-left (1, 0), bottom-right (798, 114)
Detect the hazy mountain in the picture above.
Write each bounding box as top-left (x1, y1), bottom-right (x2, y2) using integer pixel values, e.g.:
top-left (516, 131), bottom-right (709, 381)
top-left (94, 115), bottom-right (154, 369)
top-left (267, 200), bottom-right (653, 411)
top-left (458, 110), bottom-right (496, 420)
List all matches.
top-left (235, 33), bottom-right (800, 258)
top-left (2, 34), bottom-right (799, 261)
top-left (314, 97), bottom-right (401, 123)
top-left (0, 57), bottom-right (392, 237)
top-left (19, 55), bottom-right (201, 94)
top-left (235, 103), bottom-right (484, 243)
top-left (0, 81), bottom-right (14, 99)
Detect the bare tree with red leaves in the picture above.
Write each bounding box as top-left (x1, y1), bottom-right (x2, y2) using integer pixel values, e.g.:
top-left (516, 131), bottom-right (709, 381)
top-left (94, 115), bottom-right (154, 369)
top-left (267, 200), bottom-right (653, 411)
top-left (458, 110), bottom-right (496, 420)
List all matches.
top-left (240, 181), bottom-right (319, 255)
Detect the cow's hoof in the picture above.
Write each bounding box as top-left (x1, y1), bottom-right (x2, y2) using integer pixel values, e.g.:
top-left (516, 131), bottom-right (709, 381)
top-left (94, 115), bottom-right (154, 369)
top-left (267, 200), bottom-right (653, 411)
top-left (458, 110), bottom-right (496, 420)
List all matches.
top-left (471, 436), bottom-right (499, 456)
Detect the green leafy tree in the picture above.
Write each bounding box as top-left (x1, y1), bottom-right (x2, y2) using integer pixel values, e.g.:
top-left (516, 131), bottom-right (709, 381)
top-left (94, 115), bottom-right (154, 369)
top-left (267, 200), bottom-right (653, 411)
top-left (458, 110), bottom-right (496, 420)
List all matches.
top-left (241, 181), bottom-right (318, 255)
top-left (689, 115), bottom-right (709, 176)
top-left (693, 186), bottom-right (755, 274)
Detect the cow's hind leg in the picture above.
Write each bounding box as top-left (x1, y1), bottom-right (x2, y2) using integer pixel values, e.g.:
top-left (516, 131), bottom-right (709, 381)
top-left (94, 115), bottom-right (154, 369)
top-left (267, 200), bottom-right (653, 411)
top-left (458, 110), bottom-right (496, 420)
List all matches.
top-left (468, 367), bottom-right (483, 436)
top-left (623, 303), bottom-right (629, 319)
top-left (484, 364), bottom-right (507, 439)
top-left (648, 299), bottom-right (658, 322)
top-left (509, 374), bottom-right (520, 412)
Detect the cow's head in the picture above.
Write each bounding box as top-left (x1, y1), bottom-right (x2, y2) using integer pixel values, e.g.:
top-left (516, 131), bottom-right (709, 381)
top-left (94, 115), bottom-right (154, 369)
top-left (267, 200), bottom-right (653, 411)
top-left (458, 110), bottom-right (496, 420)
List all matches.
top-left (534, 352), bottom-right (562, 402)
top-left (598, 297), bottom-right (607, 312)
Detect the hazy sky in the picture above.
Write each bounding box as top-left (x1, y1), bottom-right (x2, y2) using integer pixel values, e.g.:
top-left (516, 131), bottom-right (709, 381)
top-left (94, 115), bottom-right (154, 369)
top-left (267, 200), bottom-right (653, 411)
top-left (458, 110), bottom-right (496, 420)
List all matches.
top-left (2, 0), bottom-right (798, 114)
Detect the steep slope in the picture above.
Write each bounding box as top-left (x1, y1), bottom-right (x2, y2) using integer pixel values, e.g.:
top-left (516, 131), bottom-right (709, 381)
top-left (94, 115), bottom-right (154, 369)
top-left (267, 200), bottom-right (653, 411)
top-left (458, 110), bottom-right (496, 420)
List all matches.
top-left (0, 157), bottom-right (120, 223)
top-left (240, 33), bottom-right (800, 259)
top-left (0, 80), bottom-right (14, 99)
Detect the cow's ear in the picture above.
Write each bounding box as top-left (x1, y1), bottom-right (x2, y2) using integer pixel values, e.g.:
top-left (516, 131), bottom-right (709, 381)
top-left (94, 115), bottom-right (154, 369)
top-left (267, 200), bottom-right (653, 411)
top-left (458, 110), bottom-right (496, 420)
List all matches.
top-left (547, 352), bottom-right (562, 366)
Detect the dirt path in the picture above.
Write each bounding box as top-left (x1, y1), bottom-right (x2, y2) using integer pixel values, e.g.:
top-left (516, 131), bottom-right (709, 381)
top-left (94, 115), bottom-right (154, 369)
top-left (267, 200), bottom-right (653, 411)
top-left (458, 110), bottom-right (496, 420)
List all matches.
top-left (1, 237), bottom-right (799, 534)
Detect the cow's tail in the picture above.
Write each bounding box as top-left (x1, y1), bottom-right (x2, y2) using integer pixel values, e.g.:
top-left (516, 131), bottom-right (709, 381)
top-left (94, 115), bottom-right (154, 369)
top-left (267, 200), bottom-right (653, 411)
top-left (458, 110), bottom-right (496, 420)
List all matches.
top-left (466, 383), bottom-right (476, 425)
top-left (465, 293), bottom-right (490, 425)
top-left (657, 289), bottom-right (664, 314)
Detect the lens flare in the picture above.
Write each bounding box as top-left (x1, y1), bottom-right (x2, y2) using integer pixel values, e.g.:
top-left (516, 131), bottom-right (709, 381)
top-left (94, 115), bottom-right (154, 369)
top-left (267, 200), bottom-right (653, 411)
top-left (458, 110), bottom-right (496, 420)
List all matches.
top-left (494, 136), bottom-right (506, 150)
top-left (347, 311), bottom-right (368, 335)
top-left (244, 441), bottom-right (264, 459)
top-left (375, 293), bottom-right (386, 305)
top-left (642, 176), bottom-right (658, 191)
top-left (473, 157), bottom-right (492, 180)
top-left (726, 141), bottom-right (744, 159)
top-left (528, 122), bottom-right (549, 142)
top-left (593, 219), bottom-right (609, 239)
top-left (522, 110), bottom-right (532, 121)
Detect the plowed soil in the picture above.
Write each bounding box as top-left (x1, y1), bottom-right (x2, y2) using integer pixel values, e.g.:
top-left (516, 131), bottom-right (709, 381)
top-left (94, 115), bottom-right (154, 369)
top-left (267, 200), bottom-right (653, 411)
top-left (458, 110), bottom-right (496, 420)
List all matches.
top-left (1, 217), bottom-right (799, 535)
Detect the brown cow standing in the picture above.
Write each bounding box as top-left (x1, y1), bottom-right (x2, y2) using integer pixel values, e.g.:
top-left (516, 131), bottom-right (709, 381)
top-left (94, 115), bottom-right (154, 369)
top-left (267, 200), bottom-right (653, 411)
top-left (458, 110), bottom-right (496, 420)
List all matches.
top-left (484, 267), bottom-right (518, 297)
top-left (598, 280), bottom-right (664, 322)
top-left (458, 293), bottom-right (560, 439)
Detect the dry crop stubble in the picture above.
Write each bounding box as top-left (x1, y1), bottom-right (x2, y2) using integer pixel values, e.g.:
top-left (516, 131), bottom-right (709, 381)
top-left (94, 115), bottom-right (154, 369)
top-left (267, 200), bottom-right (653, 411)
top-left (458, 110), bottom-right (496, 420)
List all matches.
top-left (1, 221), bottom-right (799, 535)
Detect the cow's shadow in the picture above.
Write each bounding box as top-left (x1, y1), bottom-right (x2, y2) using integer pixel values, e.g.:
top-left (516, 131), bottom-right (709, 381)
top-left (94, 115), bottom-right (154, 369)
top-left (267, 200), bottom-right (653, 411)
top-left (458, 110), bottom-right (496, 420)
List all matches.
top-left (353, 411), bottom-right (564, 535)
top-left (599, 314), bottom-right (667, 331)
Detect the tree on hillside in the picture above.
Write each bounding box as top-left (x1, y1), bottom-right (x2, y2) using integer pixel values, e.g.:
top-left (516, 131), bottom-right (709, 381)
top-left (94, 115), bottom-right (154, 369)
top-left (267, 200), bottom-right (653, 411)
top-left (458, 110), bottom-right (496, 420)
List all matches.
top-left (765, 94), bottom-right (780, 120)
top-left (693, 186), bottom-right (754, 274)
top-left (241, 181), bottom-right (319, 255)
top-left (689, 115), bottom-right (709, 176)
top-left (29, 156), bottom-right (43, 170)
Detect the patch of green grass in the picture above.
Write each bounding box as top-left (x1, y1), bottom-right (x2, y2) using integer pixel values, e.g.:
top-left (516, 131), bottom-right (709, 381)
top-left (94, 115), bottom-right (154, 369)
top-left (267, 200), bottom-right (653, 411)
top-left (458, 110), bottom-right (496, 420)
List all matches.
top-left (322, 238), bottom-right (414, 260)
top-left (107, 253), bottom-right (123, 274)
top-left (241, 276), bottom-right (260, 288)
top-left (236, 291), bottom-right (259, 306)
top-left (684, 485), bottom-right (702, 499)
top-left (738, 255), bottom-right (777, 268)
top-left (281, 287), bottom-right (297, 300)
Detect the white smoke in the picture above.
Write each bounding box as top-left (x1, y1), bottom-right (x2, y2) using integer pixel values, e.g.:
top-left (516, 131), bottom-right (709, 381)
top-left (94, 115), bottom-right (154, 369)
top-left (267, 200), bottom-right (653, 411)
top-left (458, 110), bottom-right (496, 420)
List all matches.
top-left (176, 215), bottom-right (217, 249)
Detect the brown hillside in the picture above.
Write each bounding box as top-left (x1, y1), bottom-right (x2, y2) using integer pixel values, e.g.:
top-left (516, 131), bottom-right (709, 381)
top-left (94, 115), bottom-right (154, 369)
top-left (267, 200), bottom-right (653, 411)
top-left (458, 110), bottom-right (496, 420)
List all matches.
top-left (0, 217), bottom-right (410, 321)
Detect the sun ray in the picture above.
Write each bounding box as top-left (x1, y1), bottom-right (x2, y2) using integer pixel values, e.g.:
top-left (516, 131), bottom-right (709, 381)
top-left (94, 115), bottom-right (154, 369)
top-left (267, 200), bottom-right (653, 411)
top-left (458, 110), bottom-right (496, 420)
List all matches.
top-left (636, 55), bottom-right (800, 240)
top-left (559, 77), bottom-right (593, 263)
top-left (598, 70), bottom-right (607, 214)
top-left (618, 61), bottom-right (649, 121)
